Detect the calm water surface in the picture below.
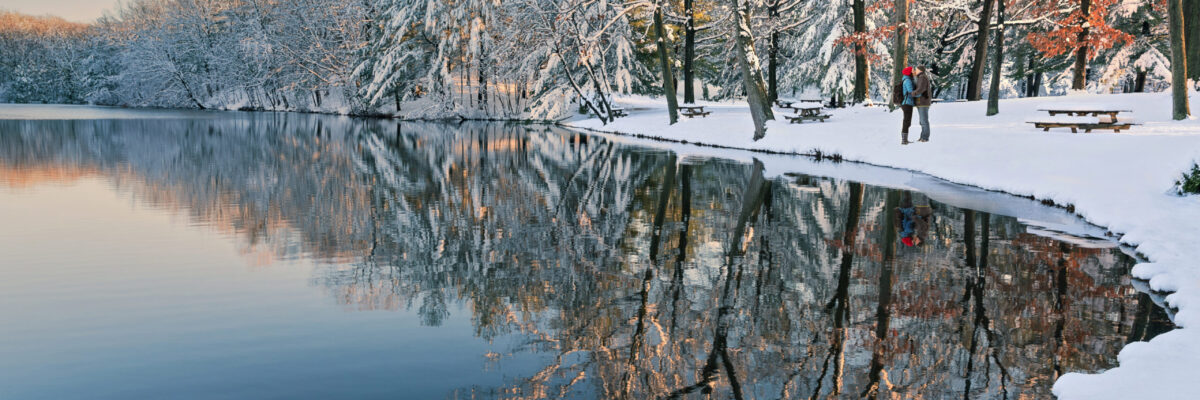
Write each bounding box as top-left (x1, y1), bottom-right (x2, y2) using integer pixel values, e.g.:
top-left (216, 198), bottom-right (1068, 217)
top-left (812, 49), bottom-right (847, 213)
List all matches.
top-left (0, 108), bottom-right (1173, 399)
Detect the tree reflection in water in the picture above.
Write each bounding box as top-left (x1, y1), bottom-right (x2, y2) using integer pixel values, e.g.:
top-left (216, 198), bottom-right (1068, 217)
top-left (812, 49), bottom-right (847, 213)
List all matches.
top-left (0, 115), bottom-right (1174, 399)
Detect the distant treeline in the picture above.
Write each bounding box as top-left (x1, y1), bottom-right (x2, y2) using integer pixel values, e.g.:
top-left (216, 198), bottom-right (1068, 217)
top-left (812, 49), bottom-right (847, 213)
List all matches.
top-left (0, 1), bottom-right (1197, 121)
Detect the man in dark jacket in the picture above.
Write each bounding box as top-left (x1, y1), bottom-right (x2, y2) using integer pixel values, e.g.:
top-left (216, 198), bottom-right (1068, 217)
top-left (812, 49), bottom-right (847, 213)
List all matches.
top-left (910, 66), bottom-right (933, 142)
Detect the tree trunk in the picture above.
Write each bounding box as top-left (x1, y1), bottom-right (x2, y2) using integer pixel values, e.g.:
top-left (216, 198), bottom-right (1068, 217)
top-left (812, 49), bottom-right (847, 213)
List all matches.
top-left (967, 0), bottom-right (995, 100)
top-left (729, 0), bottom-right (775, 140)
top-left (1185, 0), bottom-right (1200, 81)
top-left (654, 4), bottom-right (680, 124)
top-left (853, 0), bottom-right (869, 103)
top-left (768, 1), bottom-right (780, 103)
top-left (891, 0), bottom-right (909, 102)
top-left (986, 0), bottom-right (1005, 115)
top-left (1134, 69), bottom-right (1146, 92)
top-left (1072, 0), bottom-right (1091, 91)
top-left (769, 31), bottom-right (779, 103)
top-left (1026, 55), bottom-right (1042, 97)
top-left (684, 0), bottom-right (697, 103)
top-left (1168, 0), bottom-right (1192, 119)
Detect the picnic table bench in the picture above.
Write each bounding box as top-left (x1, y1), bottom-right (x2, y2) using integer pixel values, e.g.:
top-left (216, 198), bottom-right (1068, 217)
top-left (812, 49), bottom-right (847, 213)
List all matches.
top-left (680, 105), bottom-right (710, 118)
top-left (610, 107), bottom-right (628, 118)
top-left (1030, 121), bottom-right (1136, 133)
top-left (784, 106), bottom-right (831, 123)
top-left (1028, 109), bottom-right (1137, 133)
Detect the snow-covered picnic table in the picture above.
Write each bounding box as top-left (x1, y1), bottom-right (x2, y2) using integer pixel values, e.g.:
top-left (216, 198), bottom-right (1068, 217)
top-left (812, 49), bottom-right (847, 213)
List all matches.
top-left (1029, 108), bottom-right (1137, 133)
top-left (1038, 108), bottom-right (1132, 120)
top-left (679, 105), bottom-right (710, 118)
top-left (784, 105), bottom-right (830, 123)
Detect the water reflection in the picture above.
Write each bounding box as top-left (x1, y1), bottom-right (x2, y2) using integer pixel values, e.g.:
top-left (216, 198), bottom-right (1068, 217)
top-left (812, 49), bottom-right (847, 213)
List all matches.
top-left (0, 114), bottom-right (1174, 399)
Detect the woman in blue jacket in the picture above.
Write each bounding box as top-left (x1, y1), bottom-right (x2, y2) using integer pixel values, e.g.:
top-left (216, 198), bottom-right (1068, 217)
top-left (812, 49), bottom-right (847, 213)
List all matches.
top-left (900, 66), bottom-right (915, 145)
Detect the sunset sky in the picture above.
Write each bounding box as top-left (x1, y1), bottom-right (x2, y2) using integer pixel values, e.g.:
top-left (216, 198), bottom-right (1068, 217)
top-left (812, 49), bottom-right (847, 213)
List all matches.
top-left (4, 0), bottom-right (122, 23)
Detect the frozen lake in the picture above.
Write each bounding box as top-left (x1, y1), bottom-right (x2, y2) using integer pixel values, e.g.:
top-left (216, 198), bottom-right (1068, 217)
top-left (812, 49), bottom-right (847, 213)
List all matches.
top-left (0, 106), bottom-right (1174, 399)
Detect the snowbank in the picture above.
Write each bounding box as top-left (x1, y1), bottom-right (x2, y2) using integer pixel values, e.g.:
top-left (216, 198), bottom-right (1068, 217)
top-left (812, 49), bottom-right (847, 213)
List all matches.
top-left (569, 90), bottom-right (1200, 399)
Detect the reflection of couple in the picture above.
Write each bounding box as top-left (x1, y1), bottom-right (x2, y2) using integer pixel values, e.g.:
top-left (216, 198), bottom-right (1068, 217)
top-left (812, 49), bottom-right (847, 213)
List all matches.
top-left (896, 194), bottom-right (932, 247)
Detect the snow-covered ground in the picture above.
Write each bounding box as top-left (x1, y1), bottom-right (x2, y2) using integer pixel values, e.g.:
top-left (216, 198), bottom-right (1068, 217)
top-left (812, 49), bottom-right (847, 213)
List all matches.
top-left (569, 90), bottom-right (1200, 399)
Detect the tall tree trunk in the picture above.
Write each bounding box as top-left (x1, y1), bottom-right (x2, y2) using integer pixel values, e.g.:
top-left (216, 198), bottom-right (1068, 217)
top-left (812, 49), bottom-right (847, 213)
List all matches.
top-left (768, 1), bottom-right (780, 103)
top-left (986, 0), bottom-right (1006, 115)
top-left (853, 0), bottom-right (869, 103)
top-left (1026, 55), bottom-right (1042, 97)
top-left (967, 0), bottom-right (996, 100)
top-left (729, 0), bottom-right (776, 140)
top-left (1185, 0), bottom-right (1200, 81)
top-left (684, 0), bottom-right (697, 103)
top-left (891, 0), bottom-right (909, 101)
top-left (654, 4), bottom-right (680, 124)
top-left (1072, 0), bottom-right (1091, 90)
top-left (1168, 0), bottom-right (1192, 119)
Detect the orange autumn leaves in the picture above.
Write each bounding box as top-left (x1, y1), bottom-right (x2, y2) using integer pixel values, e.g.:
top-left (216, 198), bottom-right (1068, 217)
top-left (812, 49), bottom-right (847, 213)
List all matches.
top-left (1026, 0), bottom-right (1133, 59)
top-left (833, 0), bottom-right (1135, 64)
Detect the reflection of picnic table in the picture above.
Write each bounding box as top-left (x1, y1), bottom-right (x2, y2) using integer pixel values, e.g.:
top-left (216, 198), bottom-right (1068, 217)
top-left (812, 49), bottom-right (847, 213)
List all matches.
top-left (784, 106), bottom-right (831, 123)
top-left (680, 105), bottom-right (710, 118)
top-left (1028, 109), bottom-right (1137, 133)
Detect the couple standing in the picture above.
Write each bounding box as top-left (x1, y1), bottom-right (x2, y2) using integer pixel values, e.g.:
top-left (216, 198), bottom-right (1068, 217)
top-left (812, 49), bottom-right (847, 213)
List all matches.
top-left (899, 66), bottom-right (932, 145)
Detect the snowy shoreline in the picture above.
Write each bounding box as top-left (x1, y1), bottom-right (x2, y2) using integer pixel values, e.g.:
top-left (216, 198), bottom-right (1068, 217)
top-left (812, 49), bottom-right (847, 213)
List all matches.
top-left (567, 91), bottom-right (1200, 399)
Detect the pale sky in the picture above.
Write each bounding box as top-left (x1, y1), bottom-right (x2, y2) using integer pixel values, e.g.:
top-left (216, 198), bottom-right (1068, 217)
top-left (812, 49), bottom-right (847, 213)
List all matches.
top-left (3, 0), bottom-right (123, 23)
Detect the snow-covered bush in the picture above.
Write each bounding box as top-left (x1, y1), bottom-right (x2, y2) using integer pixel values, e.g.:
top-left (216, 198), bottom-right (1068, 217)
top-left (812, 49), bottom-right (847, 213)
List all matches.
top-left (1176, 163), bottom-right (1200, 195)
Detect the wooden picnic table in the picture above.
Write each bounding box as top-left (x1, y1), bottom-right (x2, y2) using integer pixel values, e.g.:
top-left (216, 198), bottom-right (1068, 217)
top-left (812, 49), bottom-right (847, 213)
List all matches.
top-left (680, 105), bottom-right (710, 118)
top-left (1029, 109), bottom-right (1137, 133)
top-left (610, 107), bottom-right (628, 117)
top-left (1039, 109), bottom-right (1131, 120)
top-left (784, 106), bottom-right (831, 123)
top-left (776, 99), bottom-right (823, 109)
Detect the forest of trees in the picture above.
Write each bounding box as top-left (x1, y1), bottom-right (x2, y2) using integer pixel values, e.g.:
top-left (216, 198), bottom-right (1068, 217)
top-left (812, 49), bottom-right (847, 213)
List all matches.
top-left (1, 0), bottom-right (1198, 123)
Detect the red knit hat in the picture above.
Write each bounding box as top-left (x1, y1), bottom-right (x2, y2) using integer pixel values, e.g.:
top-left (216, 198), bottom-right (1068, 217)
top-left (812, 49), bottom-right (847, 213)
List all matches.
top-left (902, 236), bottom-right (915, 247)
top-left (902, 67), bottom-right (913, 76)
